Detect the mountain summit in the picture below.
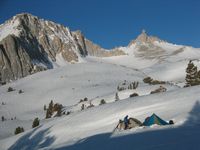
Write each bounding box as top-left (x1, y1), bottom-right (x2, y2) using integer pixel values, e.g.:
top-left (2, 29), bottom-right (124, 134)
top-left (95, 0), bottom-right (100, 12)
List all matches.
top-left (0, 13), bottom-right (124, 83)
top-left (128, 29), bottom-right (162, 46)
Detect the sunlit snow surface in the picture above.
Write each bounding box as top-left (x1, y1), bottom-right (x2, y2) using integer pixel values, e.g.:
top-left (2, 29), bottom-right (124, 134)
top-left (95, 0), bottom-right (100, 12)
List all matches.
top-left (0, 56), bottom-right (200, 149)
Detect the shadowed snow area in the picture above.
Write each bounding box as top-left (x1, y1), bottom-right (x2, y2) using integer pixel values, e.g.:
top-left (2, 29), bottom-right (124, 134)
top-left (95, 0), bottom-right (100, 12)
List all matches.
top-left (53, 101), bottom-right (200, 150)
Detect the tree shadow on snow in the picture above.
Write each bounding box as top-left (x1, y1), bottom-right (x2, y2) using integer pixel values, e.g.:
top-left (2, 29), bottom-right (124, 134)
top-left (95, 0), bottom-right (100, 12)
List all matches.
top-left (8, 126), bottom-right (55, 150)
top-left (55, 101), bottom-right (200, 150)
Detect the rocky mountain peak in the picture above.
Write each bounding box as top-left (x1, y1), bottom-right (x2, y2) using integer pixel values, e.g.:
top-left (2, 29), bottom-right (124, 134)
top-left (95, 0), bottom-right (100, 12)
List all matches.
top-left (14, 13), bottom-right (38, 21)
top-left (128, 29), bottom-right (162, 46)
top-left (136, 29), bottom-right (148, 42)
top-left (0, 13), bottom-right (125, 84)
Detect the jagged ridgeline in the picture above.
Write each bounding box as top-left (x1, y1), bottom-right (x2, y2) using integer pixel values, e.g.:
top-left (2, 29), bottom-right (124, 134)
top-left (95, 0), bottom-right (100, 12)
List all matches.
top-left (0, 13), bottom-right (125, 84)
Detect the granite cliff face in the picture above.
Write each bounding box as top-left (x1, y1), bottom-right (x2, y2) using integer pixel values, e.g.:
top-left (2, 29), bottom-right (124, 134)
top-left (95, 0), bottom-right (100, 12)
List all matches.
top-left (0, 13), bottom-right (125, 83)
top-left (0, 13), bottom-right (78, 83)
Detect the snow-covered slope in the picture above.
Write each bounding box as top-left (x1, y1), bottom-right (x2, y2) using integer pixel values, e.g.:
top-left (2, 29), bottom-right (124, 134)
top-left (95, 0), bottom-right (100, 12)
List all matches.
top-left (0, 60), bottom-right (145, 140)
top-left (0, 16), bottom-right (21, 41)
top-left (0, 58), bottom-right (200, 150)
top-left (0, 71), bottom-right (200, 149)
top-left (101, 31), bottom-right (200, 82)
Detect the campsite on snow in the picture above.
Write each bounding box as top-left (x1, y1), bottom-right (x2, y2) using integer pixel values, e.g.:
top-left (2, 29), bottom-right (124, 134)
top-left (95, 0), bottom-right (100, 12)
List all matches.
top-left (1, 1), bottom-right (200, 149)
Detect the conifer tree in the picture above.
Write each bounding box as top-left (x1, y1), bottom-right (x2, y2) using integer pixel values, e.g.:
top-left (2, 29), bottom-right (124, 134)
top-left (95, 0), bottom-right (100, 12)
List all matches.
top-left (48, 100), bottom-right (54, 115)
top-left (115, 92), bottom-right (119, 101)
top-left (1, 116), bottom-right (5, 122)
top-left (15, 127), bottom-right (24, 135)
top-left (46, 108), bottom-right (51, 119)
top-left (185, 61), bottom-right (199, 86)
top-left (100, 99), bottom-right (106, 105)
top-left (32, 117), bottom-right (40, 128)
top-left (44, 105), bottom-right (47, 111)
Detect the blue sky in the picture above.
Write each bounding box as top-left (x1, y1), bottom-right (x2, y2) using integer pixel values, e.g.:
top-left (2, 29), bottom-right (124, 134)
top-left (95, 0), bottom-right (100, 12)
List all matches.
top-left (0, 0), bottom-right (200, 48)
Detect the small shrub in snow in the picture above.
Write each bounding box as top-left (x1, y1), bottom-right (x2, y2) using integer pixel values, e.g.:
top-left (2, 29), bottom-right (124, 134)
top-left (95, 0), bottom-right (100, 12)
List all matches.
top-left (79, 99), bottom-right (84, 103)
top-left (150, 86), bottom-right (167, 94)
top-left (100, 99), bottom-right (106, 105)
top-left (45, 100), bottom-right (63, 118)
top-left (18, 89), bottom-right (24, 94)
top-left (81, 104), bottom-right (85, 110)
top-left (53, 103), bottom-right (62, 112)
top-left (128, 81), bottom-right (139, 89)
top-left (44, 105), bottom-right (47, 111)
top-left (79, 97), bottom-right (88, 103)
top-left (53, 103), bottom-right (63, 117)
top-left (32, 117), bottom-right (40, 128)
top-left (54, 104), bottom-right (63, 117)
top-left (84, 97), bottom-right (88, 101)
top-left (122, 80), bottom-right (126, 85)
top-left (1, 116), bottom-right (5, 121)
top-left (129, 93), bottom-right (139, 98)
top-left (7, 87), bottom-right (15, 92)
top-left (115, 92), bottom-right (119, 101)
top-left (15, 127), bottom-right (24, 135)
top-left (151, 80), bottom-right (166, 85)
top-left (117, 86), bottom-right (126, 91)
top-left (66, 111), bottom-right (71, 115)
top-left (46, 108), bottom-right (53, 119)
top-left (143, 77), bottom-right (153, 83)
top-left (169, 120), bottom-right (174, 125)
top-left (0, 81), bottom-right (6, 85)
top-left (143, 77), bottom-right (165, 85)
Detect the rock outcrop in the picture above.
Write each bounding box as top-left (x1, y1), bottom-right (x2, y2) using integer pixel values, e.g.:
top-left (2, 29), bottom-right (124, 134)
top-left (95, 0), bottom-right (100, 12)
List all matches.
top-left (85, 39), bottom-right (125, 57)
top-left (0, 13), bottom-right (125, 83)
top-left (128, 29), bottom-right (162, 46)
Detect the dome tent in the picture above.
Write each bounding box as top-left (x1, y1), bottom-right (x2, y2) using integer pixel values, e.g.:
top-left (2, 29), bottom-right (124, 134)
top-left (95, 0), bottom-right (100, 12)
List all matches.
top-left (143, 113), bottom-right (169, 126)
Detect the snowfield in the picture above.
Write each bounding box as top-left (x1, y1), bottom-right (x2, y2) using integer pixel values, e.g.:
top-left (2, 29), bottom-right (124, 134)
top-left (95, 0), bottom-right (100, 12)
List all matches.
top-left (1, 40), bottom-right (200, 149)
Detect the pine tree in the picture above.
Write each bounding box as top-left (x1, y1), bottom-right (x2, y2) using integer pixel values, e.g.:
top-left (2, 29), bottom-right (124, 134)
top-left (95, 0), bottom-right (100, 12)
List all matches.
top-left (133, 81), bottom-right (139, 89)
top-left (46, 108), bottom-right (51, 119)
top-left (55, 104), bottom-right (62, 116)
top-left (115, 92), bottom-right (119, 101)
top-left (57, 108), bottom-right (62, 116)
top-left (197, 70), bottom-right (200, 84)
top-left (185, 61), bottom-right (199, 86)
top-left (32, 117), bottom-right (40, 128)
top-left (49, 100), bottom-right (54, 114)
top-left (129, 83), bottom-right (133, 89)
top-left (44, 105), bottom-right (47, 111)
top-left (45, 100), bottom-right (54, 119)
top-left (100, 99), bottom-right (106, 105)
top-left (117, 85), bottom-right (120, 91)
top-left (1, 116), bottom-right (5, 121)
top-left (15, 127), bottom-right (24, 135)
top-left (81, 104), bottom-right (85, 111)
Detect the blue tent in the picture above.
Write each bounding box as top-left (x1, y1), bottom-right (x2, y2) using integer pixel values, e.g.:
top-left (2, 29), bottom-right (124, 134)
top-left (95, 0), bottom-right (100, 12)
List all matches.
top-left (143, 113), bottom-right (169, 126)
